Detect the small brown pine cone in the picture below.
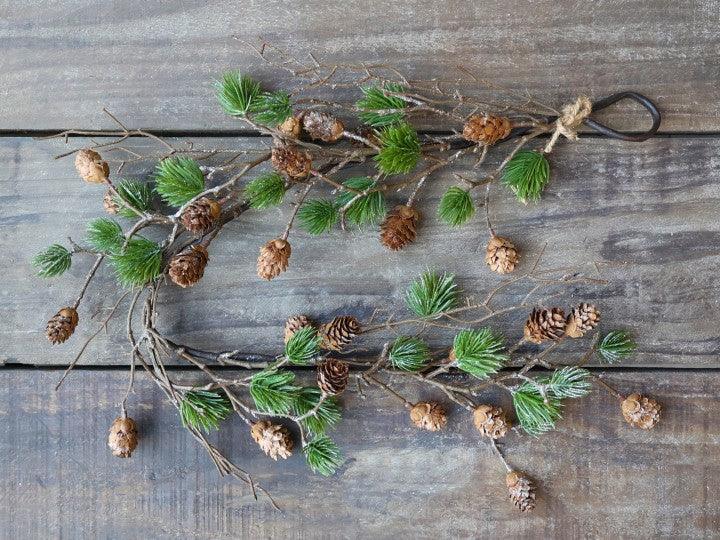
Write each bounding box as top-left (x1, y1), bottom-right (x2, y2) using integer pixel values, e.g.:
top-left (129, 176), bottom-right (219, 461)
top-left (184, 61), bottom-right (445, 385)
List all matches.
top-left (485, 235), bottom-right (519, 274)
top-left (271, 144), bottom-right (312, 179)
top-left (284, 315), bottom-right (314, 344)
top-left (506, 471), bottom-right (536, 512)
top-left (75, 148), bottom-right (110, 184)
top-left (301, 111), bottom-right (345, 142)
top-left (168, 245), bottom-right (209, 288)
top-left (565, 303), bottom-right (601, 338)
top-left (410, 402), bottom-right (447, 431)
top-left (278, 115), bottom-right (302, 138)
top-left (181, 197), bottom-right (222, 235)
top-left (257, 239), bottom-right (291, 280)
top-left (319, 316), bottom-right (360, 351)
top-left (251, 420), bottom-right (293, 460)
top-left (621, 393), bottom-right (661, 429)
top-left (523, 307), bottom-right (566, 344)
top-left (46, 307), bottom-right (79, 344)
top-left (103, 189), bottom-right (120, 214)
top-left (462, 115), bottom-right (512, 146)
top-left (380, 205), bottom-right (421, 251)
top-left (317, 359), bottom-right (350, 396)
top-left (108, 416), bottom-right (139, 458)
top-left (473, 404), bottom-right (511, 439)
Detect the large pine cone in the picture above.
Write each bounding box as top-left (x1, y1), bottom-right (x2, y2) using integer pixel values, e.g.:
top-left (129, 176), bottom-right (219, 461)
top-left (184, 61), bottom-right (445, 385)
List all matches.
top-left (565, 303), bottom-right (601, 338)
top-left (380, 205), bottom-right (420, 251)
top-left (319, 316), bottom-right (360, 351)
top-left (473, 404), bottom-right (511, 439)
top-left (46, 307), bottom-right (79, 344)
top-left (410, 402), bottom-right (447, 431)
top-left (75, 148), bottom-right (110, 184)
top-left (621, 393), bottom-right (661, 429)
top-left (506, 471), bottom-right (536, 512)
top-left (524, 307), bottom-right (566, 344)
top-left (181, 197), bottom-right (221, 235)
top-left (257, 239), bottom-right (291, 280)
top-left (317, 359), bottom-right (350, 396)
top-left (108, 416), bottom-right (139, 458)
top-left (168, 245), bottom-right (209, 288)
top-left (301, 111), bottom-right (345, 142)
top-left (284, 315), bottom-right (314, 344)
top-left (462, 115), bottom-right (512, 145)
top-left (251, 420), bottom-right (293, 460)
top-left (485, 235), bottom-right (519, 274)
top-left (271, 144), bottom-right (312, 179)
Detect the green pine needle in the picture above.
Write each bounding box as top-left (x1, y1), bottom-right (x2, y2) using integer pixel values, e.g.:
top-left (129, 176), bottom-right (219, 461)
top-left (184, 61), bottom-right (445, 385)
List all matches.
top-left (298, 199), bottom-right (339, 235)
top-left (284, 326), bottom-right (321, 365)
top-left (356, 83), bottom-right (408, 127)
top-left (452, 328), bottom-right (507, 379)
top-left (541, 366), bottom-right (591, 399)
top-left (155, 157), bottom-right (205, 207)
top-left (303, 435), bottom-right (344, 476)
top-left (374, 122), bottom-right (421, 175)
top-left (335, 177), bottom-right (386, 226)
top-left (251, 91), bottom-right (293, 125)
top-left (249, 369), bottom-right (300, 415)
top-left (244, 172), bottom-right (287, 209)
top-left (502, 150), bottom-right (551, 202)
top-left (512, 383), bottom-right (562, 437)
top-left (292, 387), bottom-right (341, 436)
top-left (405, 270), bottom-right (459, 318)
top-left (109, 236), bottom-right (163, 288)
top-left (438, 187), bottom-right (475, 226)
top-left (597, 330), bottom-right (637, 363)
top-left (179, 390), bottom-right (232, 433)
top-left (112, 179), bottom-right (154, 218)
top-left (86, 218), bottom-right (124, 254)
top-left (32, 244), bottom-right (72, 278)
top-left (215, 72), bottom-right (261, 116)
top-left (388, 336), bottom-right (431, 372)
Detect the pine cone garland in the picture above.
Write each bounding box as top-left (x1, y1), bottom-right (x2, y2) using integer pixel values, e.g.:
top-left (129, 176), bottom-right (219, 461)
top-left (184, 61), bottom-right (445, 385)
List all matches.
top-left (621, 393), bottom-right (661, 429)
top-left (565, 303), bottom-right (601, 338)
top-left (462, 115), bottom-right (512, 146)
top-left (103, 189), bottom-right (119, 214)
top-left (319, 316), bottom-right (360, 351)
top-left (257, 239), bottom-right (291, 280)
top-left (108, 416), bottom-right (139, 458)
top-left (168, 245), bottom-right (209, 288)
top-left (473, 404), bottom-right (511, 439)
top-left (380, 205), bottom-right (420, 251)
top-left (524, 307), bottom-right (566, 344)
top-left (410, 402), bottom-right (447, 431)
top-left (301, 111), bottom-right (345, 142)
top-left (284, 315), bottom-right (314, 344)
top-left (271, 144), bottom-right (312, 179)
top-left (506, 471), bottom-right (536, 512)
top-left (317, 359), bottom-right (350, 396)
top-left (278, 115), bottom-right (302, 138)
top-left (251, 420), bottom-right (293, 460)
top-left (485, 235), bottom-right (519, 274)
top-left (75, 148), bottom-right (110, 184)
top-left (46, 307), bottom-right (79, 344)
top-left (181, 197), bottom-right (221, 235)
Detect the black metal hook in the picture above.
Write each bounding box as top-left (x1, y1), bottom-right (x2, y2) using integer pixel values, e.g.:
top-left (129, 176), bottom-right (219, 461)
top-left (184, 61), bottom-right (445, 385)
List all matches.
top-left (583, 92), bottom-right (661, 141)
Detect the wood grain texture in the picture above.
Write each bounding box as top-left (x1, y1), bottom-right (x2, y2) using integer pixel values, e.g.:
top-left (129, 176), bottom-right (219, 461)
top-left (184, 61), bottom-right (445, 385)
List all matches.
top-left (2, 0), bottom-right (720, 132)
top-left (2, 135), bottom-right (719, 367)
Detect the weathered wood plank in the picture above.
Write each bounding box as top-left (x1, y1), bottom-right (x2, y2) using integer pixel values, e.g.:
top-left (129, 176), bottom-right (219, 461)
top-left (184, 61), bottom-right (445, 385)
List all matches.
top-left (1, 135), bottom-right (719, 367)
top-left (0, 369), bottom-right (717, 538)
top-left (1, 1), bottom-right (719, 132)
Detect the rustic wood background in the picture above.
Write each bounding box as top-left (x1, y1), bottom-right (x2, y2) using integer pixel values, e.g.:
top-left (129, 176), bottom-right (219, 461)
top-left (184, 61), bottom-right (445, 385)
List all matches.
top-left (2, 1), bottom-right (719, 538)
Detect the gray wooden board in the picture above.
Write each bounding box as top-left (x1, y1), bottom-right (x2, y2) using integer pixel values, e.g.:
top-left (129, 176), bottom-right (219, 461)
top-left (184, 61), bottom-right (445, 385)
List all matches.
top-left (0, 368), bottom-right (718, 539)
top-left (2, 135), bottom-right (720, 368)
top-left (2, 0), bottom-right (720, 132)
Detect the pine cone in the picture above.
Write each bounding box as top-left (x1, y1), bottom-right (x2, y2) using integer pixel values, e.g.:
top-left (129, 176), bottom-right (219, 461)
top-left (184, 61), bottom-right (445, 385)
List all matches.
top-left (462, 115), bottom-right (512, 146)
top-left (473, 404), bottom-right (511, 439)
top-left (485, 235), bottom-right (519, 274)
top-left (251, 420), bottom-right (293, 460)
top-left (523, 307), bottom-right (566, 344)
top-left (46, 307), bottom-right (79, 344)
top-left (278, 115), bottom-right (302, 138)
top-left (317, 359), bottom-right (350, 396)
top-left (75, 148), bottom-right (109, 184)
top-left (181, 197), bottom-right (221, 235)
top-left (506, 471), bottom-right (536, 512)
top-left (168, 245), bottom-right (209, 288)
top-left (103, 189), bottom-right (119, 214)
top-left (284, 315), bottom-right (314, 344)
top-left (621, 393), bottom-right (661, 429)
top-left (380, 205), bottom-right (420, 251)
top-left (257, 239), bottom-right (291, 280)
top-left (410, 402), bottom-right (447, 431)
top-left (271, 144), bottom-right (312, 179)
top-left (565, 303), bottom-right (601, 338)
top-left (108, 416), bottom-right (139, 458)
top-left (301, 111), bottom-right (345, 142)
top-left (319, 316), bottom-right (360, 351)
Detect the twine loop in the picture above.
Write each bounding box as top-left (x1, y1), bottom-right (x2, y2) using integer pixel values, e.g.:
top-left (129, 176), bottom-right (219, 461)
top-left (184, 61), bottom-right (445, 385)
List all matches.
top-left (543, 96), bottom-right (592, 153)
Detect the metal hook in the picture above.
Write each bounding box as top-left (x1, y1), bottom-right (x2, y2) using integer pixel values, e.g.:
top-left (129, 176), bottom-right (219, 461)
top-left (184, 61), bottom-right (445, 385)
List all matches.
top-left (584, 92), bottom-right (661, 142)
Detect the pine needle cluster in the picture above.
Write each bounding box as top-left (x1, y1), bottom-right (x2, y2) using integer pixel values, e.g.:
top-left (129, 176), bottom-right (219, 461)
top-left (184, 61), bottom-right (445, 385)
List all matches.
top-left (284, 326), bottom-right (321, 365)
top-left (356, 83), bottom-right (408, 127)
top-left (292, 387), bottom-right (341, 436)
top-left (336, 177), bottom-right (386, 227)
top-left (155, 157), bottom-right (205, 207)
top-left (438, 187), bottom-right (475, 226)
top-left (405, 270), bottom-right (459, 317)
top-left (112, 179), bottom-right (154, 218)
top-left (452, 328), bottom-right (507, 379)
top-left (251, 91), bottom-right (293, 125)
top-left (298, 199), bottom-right (339, 235)
top-left (244, 172), bottom-right (287, 209)
top-left (33, 244), bottom-right (72, 278)
top-left (597, 330), bottom-right (636, 363)
top-left (180, 390), bottom-right (232, 433)
top-left (215, 72), bottom-right (261, 116)
top-left (303, 435), bottom-right (344, 476)
top-left (375, 122), bottom-right (421, 175)
top-left (249, 369), bottom-right (300, 415)
top-left (502, 150), bottom-right (551, 202)
top-left (388, 336), bottom-right (431, 371)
